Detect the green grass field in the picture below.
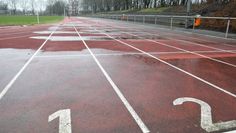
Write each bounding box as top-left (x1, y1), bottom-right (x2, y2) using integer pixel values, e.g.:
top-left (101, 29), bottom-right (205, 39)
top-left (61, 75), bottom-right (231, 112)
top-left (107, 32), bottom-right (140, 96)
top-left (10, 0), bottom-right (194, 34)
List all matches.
top-left (0, 16), bottom-right (64, 25)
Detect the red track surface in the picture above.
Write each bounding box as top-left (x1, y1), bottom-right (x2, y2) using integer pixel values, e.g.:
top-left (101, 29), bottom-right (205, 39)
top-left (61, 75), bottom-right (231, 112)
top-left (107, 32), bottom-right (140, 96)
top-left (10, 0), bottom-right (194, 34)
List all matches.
top-left (0, 17), bottom-right (236, 133)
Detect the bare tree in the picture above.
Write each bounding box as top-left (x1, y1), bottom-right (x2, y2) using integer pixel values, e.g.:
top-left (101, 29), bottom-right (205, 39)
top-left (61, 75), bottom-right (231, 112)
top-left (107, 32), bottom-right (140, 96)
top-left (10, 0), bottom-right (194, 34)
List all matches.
top-left (30, 0), bottom-right (35, 15)
top-left (8, 0), bottom-right (17, 14)
top-left (20, 0), bottom-right (28, 14)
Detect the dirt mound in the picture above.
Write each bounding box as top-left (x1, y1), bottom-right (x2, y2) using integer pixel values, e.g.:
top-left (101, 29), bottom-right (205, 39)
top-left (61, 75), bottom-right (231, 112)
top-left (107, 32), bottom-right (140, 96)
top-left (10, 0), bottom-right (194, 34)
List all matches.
top-left (201, 1), bottom-right (236, 32)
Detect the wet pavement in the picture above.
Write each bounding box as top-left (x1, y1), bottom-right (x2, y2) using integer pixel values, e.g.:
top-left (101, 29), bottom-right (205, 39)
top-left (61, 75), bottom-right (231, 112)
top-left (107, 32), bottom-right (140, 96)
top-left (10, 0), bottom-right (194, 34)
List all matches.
top-left (0, 17), bottom-right (236, 133)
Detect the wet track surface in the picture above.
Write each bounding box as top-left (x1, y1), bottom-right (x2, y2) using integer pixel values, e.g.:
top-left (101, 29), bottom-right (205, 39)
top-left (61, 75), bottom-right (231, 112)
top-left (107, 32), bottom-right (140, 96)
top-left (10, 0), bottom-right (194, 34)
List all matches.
top-left (0, 17), bottom-right (236, 133)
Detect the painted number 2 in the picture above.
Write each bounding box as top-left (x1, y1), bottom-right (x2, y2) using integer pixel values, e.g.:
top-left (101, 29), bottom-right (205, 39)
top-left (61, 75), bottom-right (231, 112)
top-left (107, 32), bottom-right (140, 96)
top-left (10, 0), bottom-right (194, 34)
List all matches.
top-left (173, 97), bottom-right (236, 132)
top-left (48, 109), bottom-right (72, 133)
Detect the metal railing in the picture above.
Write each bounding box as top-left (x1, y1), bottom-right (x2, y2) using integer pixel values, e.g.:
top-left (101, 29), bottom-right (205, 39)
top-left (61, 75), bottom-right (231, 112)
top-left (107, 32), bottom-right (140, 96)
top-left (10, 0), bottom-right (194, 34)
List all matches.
top-left (91, 14), bottom-right (236, 38)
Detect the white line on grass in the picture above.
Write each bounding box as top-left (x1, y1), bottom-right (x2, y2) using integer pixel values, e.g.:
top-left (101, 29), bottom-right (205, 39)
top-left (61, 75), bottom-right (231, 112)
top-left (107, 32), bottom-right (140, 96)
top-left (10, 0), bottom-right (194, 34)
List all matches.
top-left (74, 25), bottom-right (150, 133)
top-left (0, 25), bottom-right (59, 100)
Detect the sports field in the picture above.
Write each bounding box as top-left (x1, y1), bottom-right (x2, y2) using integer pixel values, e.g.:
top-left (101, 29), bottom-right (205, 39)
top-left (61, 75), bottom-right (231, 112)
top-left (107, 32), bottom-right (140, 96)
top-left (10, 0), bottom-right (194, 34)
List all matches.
top-left (0, 15), bottom-right (64, 25)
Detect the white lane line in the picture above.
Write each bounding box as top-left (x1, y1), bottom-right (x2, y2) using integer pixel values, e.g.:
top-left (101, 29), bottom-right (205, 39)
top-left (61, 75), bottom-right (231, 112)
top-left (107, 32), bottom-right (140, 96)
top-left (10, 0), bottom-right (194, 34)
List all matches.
top-left (110, 25), bottom-right (236, 54)
top-left (34, 50), bottom-right (236, 59)
top-left (92, 27), bottom-right (236, 98)
top-left (124, 32), bottom-right (236, 68)
top-left (0, 34), bottom-right (32, 40)
top-left (224, 130), bottom-right (236, 133)
top-left (97, 19), bottom-right (236, 51)
top-left (74, 25), bottom-right (150, 133)
top-left (164, 37), bottom-right (236, 54)
top-left (92, 20), bottom-right (236, 68)
top-left (0, 25), bottom-right (59, 100)
top-left (106, 18), bottom-right (236, 41)
top-left (162, 32), bottom-right (236, 48)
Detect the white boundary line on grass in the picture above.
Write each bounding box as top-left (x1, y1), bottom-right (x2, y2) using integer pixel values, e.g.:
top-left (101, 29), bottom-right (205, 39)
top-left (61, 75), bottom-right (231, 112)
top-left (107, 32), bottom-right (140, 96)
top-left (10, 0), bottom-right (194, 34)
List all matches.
top-left (0, 25), bottom-right (59, 100)
top-left (74, 25), bottom-right (150, 133)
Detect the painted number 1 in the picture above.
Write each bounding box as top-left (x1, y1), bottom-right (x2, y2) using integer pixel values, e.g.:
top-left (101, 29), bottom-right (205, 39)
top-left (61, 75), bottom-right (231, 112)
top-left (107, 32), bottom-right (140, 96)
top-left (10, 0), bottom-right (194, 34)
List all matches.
top-left (48, 109), bottom-right (72, 133)
top-left (173, 97), bottom-right (236, 132)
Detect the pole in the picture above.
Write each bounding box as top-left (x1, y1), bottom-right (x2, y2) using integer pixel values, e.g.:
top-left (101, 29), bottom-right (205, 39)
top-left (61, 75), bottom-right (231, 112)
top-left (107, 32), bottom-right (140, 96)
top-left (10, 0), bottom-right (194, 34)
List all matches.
top-left (143, 16), bottom-right (145, 24)
top-left (193, 18), bottom-right (195, 31)
top-left (155, 16), bottom-right (157, 24)
top-left (225, 19), bottom-right (230, 38)
top-left (64, 7), bottom-right (66, 17)
top-left (37, 12), bottom-right (39, 24)
top-left (170, 17), bottom-right (173, 29)
top-left (186, 0), bottom-right (191, 28)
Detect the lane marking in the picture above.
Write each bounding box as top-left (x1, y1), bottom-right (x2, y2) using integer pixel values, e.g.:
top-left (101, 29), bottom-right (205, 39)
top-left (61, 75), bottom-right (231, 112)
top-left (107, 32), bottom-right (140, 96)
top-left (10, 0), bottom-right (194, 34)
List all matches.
top-left (0, 25), bottom-right (59, 100)
top-left (101, 17), bottom-right (236, 41)
top-left (95, 19), bottom-right (236, 50)
top-left (30, 36), bottom-right (112, 41)
top-left (48, 109), bottom-right (72, 133)
top-left (34, 31), bottom-right (77, 34)
top-left (34, 50), bottom-right (236, 59)
top-left (0, 34), bottom-right (32, 40)
top-left (174, 97), bottom-right (236, 132)
top-left (91, 26), bottom-right (236, 98)
top-left (124, 32), bottom-right (236, 68)
top-left (101, 21), bottom-right (236, 54)
top-left (74, 25), bottom-right (150, 133)
top-left (224, 130), bottom-right (236, 133)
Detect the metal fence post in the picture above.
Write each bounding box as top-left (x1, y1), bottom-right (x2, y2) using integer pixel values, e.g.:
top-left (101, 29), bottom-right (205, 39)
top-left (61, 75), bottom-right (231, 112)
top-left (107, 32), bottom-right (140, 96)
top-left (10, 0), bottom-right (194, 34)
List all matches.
top-left (155, 16), bottom-right (157, 24)
top-left (192, 18), bottom-right (195, 31)
top-left (170, 17), bottom-right (173, 29)
top-left (37, 12), bottom-right (40, 24)
top-left (225, 19), bottom-right (230, 38)
top-left (143, 16), bottom-right (145, 24)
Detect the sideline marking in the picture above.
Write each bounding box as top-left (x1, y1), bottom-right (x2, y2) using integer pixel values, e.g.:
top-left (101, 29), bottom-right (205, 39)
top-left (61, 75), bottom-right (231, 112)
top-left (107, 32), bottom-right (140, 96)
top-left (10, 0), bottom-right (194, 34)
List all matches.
top-left (74, 25), bottom-right (150, 133)
top-left (92, 27), bottom-right (236, 98)
top-left (0, 25), bottom-right (58, 100)
top-left (174, 97), bottom-right (236, 132)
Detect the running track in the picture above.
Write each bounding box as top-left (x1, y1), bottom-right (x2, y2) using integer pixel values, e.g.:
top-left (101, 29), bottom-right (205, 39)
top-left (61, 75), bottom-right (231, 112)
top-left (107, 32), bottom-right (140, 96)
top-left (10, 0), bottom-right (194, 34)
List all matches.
top-left (0, 17), bottom-right (236, 133)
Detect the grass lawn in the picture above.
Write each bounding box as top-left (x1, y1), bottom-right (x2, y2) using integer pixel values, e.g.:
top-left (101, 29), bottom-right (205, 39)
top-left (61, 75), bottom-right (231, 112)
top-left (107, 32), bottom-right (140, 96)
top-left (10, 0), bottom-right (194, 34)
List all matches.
top-left (0, 16), bottom-right (64, 25)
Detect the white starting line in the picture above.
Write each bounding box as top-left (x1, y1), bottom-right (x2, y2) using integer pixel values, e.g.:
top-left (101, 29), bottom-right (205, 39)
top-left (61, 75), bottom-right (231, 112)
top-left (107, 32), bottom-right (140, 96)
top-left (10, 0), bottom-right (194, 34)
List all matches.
top-left (34, 50), bottom-right (236, 59)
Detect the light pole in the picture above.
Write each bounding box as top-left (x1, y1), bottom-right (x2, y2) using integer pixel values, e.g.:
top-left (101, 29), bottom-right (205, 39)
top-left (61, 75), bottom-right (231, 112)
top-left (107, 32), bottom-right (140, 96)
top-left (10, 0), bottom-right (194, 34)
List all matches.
top-left (185, 0), bottom-right (192, 28)
top-left (37, 11), bottom-right (40, 24)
